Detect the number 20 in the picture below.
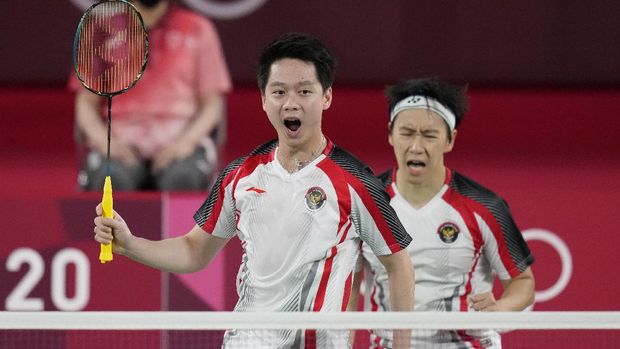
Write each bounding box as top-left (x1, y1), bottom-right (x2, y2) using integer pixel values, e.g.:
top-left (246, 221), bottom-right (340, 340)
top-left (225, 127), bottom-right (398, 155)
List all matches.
top-left (5, 247), bottom-right (90, 311)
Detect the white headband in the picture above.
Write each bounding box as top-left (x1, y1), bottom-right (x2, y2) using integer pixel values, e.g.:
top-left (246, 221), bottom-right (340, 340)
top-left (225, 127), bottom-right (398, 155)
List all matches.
top-left (390, 95), bottom-right (456, 131)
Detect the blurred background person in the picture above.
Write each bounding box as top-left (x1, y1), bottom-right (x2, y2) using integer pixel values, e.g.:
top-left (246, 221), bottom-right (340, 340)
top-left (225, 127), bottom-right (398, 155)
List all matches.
top-left (71, 0), bottom-right (232, 191)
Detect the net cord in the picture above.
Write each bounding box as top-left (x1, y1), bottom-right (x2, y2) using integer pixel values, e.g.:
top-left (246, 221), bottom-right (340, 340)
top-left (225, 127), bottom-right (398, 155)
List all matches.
top-left (0, 312), bottom-right (619, 331)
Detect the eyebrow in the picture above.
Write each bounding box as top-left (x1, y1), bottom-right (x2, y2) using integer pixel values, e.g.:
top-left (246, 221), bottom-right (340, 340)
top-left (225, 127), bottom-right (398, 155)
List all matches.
top-left (398, 126), bottom-right (441, 133)
top-left (267, 80), bottom-right (315, 88)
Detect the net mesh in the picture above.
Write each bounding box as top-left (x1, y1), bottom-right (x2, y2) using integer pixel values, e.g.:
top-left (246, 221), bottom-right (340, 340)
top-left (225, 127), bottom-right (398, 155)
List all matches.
top-left (74, 1), bottom-right (147, 95)
top-left (2, 329), bottom-right (619, 349)
top-left (1, 311), bottom-right (619, 349)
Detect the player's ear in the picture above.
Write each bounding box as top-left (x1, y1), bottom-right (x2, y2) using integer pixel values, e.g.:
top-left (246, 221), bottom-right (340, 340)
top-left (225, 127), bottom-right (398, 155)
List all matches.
top-left (261, 93), bottom-right (266, 112)
top-left (322, 87), bottom-right (332, 110)
top-left (388, 122), bottom-right (394, 146)
top-left (445, 129), bottom-right (457, 153)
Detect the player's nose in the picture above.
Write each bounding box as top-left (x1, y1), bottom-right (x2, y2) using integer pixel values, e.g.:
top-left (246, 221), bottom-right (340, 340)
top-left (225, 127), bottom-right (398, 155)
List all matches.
top-left (283, 95), bottom-right (300, 111)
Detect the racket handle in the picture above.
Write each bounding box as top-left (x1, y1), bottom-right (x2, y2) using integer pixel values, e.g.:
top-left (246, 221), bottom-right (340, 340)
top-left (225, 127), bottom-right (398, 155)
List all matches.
top-left (100, 176), bottom-right (114, 264)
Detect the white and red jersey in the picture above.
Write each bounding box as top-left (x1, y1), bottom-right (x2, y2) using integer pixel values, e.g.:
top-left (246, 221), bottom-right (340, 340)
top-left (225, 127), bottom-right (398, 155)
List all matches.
top-left (361, 168), bottom-right (534, 349)
top-left (194, 139), bottom-right (411, 348)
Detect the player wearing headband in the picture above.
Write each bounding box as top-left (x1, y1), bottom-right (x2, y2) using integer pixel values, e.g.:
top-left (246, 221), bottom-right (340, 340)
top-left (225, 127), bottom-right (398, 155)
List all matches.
top-left (350, 78), bottom-right (535, 348)
top-left (94, 33), bottom-right (414, 348)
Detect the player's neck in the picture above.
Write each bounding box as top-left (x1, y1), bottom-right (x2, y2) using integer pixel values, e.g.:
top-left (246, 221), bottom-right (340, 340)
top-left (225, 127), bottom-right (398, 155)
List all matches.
top-left (396, 165), bottom-right (446, 209)
top-left (277, 134), bottom-right (326, 173)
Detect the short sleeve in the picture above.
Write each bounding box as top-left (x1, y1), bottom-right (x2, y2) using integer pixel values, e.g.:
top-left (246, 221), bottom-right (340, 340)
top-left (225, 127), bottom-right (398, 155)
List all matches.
top-left (194, 160), bottom-right (241, 238)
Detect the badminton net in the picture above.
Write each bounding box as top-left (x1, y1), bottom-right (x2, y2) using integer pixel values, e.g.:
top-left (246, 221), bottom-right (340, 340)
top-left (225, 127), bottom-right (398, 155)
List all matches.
top-left (1, 311), bottom-right (619, 348)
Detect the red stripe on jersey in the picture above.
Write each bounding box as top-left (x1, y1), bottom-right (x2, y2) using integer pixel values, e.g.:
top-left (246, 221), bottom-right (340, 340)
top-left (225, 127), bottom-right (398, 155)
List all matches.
top-left (386, 182), bottom-right (396, 198)
top-left (371, 332), bottom-right (385, 349)
top-left (442, 188), bottom-right (484, 311)
top-left (230, 153), bottom-right (272, 202)
top-left (323, 138), bottom-right (335, 155)
top-left (311, 221), bottom-right (350, 312)
top-left (317, 159), bottom-right (352, 233)
top-left (456, 330), bottom-right (484, 349)
top-left (386, 168), bottom-right (397, 198)
top-left (341, 272), bottom-right (353, 311)
top-left (368, 285), bottom-right (387, 349)
top-left (369, 283), bottom-right (379, 311)
top-left (203, 153), bottom-right (271, 233)
top-left (313, 246), bottom-right (337, 312)
top-left (347, 171), bottom-right (400, 252)
top-left (319, 160), bottom-right (401, 253)
top-left (475, 205), bottom-right (522, 278)
top-left (444, 167), bottom-right (453, 184)
top-left (447, 182), bottom-right (520, 278)
top-left (338, 219), bottom-right (352, 243)
top-left (304, 329), bottom-right (317, 349)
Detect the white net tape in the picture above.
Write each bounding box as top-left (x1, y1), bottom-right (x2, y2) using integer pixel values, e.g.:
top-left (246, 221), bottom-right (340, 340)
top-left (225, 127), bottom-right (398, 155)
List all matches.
top-left (1, 311), bottom-right (619, 349)
top-left (1, 311), bottom-right (619, 330)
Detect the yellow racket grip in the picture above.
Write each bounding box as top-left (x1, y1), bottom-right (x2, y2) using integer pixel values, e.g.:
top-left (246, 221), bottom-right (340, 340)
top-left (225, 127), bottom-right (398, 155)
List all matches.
top-left (100, 176), bottom-right (114, 264)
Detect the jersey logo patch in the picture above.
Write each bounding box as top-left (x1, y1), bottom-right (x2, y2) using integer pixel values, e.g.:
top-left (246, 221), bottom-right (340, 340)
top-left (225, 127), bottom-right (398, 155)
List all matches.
top-left (305, 186), bottom-right (327, 211)
top-left (437, 222), bottom-right (460, 243)
top-left (246, 186), bottom-right (266, 194)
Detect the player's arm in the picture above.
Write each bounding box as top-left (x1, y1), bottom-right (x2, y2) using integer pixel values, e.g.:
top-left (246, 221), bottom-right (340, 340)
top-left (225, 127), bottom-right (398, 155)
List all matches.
top-left (378, 249), bottom-right (414, 348)
top-left (469, 267), bottom-right (535, 311)
top-left (378, 250), bottom-right (414, 312)
top-left (153, 92), bottom-right (224, 171)
top-left (469, 192), bottom-right (535, 312)
top-left (347, 269), bottom-right (364, 312)
top-left (498, 266), bottom-right (535, 310)
top-left (94, 205), bottom-right (229, 273)
top-left (346, 269), bottom-right (364, 346)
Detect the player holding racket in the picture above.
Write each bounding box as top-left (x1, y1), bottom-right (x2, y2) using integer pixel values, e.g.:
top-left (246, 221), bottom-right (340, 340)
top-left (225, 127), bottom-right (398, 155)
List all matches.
top-left (94, 33), bottom-right (414, 348)
top-left (73, 0), bottom-right (231, 191)
top-left (350, 78), bottom-right (535, 349)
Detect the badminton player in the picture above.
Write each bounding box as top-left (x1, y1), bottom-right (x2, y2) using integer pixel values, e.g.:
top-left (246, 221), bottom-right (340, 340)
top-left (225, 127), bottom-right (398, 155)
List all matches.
top-left (351, 78), bottom-right (535, 349)
top-left (94, 33), bottom-right (414, 348)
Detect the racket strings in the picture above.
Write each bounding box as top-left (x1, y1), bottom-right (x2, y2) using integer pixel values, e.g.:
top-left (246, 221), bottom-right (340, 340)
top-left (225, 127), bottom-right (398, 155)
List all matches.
top-left (75, 2), bottom-right (147, 95)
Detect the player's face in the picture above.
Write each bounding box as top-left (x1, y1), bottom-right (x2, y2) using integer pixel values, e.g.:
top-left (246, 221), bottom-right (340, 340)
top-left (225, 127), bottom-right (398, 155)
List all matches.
top-left (389, 109), bottom-right (456, 185)
top-left (262, 58), bottom-right (332, 149)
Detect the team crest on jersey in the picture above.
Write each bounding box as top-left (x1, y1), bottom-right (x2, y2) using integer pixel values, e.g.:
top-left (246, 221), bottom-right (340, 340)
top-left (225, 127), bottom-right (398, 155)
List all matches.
top-left (437, 222), bottom-right (460, 243)
top-left (305, 187), bottom-right (327, 211)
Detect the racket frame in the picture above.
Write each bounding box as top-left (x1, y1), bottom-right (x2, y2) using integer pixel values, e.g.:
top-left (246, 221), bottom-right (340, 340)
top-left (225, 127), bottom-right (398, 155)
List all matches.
top-left (72, 0), bottom-right (149, 97)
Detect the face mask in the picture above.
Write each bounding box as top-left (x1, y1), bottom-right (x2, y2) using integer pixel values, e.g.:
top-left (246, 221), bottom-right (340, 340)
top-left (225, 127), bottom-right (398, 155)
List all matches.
top-left (137, 0), bottom-right (162, 8)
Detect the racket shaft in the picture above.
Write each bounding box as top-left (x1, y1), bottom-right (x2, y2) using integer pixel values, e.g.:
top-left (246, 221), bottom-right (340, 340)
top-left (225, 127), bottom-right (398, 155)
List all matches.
top-left (100, 176), bottom-right (114, 263)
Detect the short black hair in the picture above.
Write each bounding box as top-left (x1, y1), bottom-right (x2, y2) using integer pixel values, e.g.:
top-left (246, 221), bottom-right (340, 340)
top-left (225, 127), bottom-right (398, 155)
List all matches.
top-left (385, 78), bottom-right (468, 139)
top-left (257, 32), bottom-right (336, 94)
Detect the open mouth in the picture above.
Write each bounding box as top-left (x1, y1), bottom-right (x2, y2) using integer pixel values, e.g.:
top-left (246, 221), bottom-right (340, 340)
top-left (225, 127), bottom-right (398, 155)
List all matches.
top-left (407, 160), bottom-right (426, 169)
top-left (284, 118), bottom-right (301, 132)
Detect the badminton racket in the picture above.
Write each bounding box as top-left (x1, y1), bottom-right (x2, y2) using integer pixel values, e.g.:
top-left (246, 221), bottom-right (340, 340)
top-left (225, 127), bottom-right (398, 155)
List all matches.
top-left (73, 0), bottom-right (148, 263)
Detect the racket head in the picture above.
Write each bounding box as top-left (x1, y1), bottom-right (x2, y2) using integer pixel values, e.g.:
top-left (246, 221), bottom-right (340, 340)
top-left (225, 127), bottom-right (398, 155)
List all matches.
top-left (73, 0), bottom-right (148, 96)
